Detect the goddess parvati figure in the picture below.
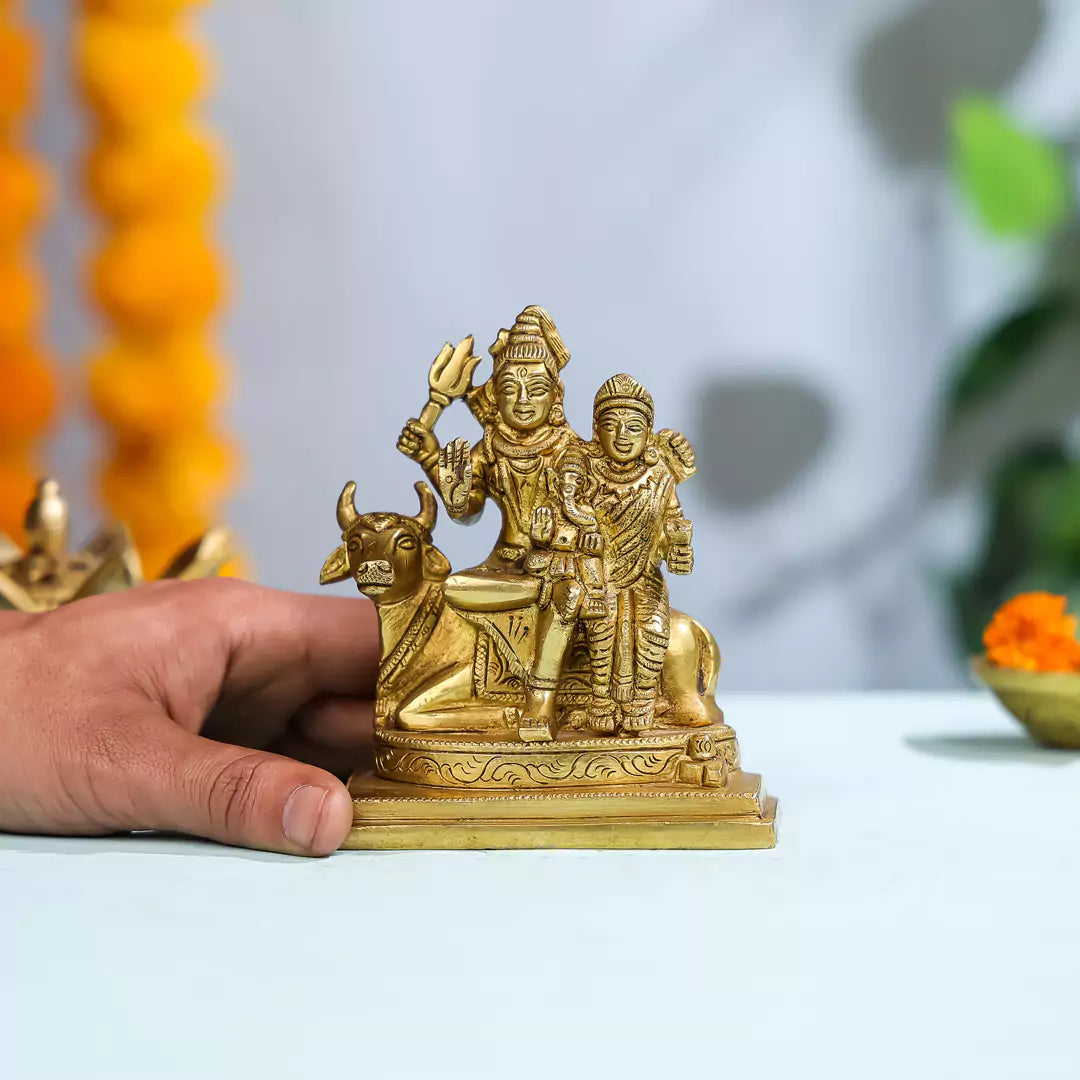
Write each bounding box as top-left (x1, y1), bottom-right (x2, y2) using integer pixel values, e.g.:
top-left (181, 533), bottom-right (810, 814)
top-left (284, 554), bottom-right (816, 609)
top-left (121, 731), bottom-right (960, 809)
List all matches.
top-left (396, 305), bottom-right (586, 730)
top-left (532, 374), bottom-right (696, 734)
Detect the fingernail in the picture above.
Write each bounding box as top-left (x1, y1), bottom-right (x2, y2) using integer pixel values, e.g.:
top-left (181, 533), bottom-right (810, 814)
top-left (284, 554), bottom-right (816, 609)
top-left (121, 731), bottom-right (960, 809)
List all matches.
top-left (282, 785), bottom-right (329, 851)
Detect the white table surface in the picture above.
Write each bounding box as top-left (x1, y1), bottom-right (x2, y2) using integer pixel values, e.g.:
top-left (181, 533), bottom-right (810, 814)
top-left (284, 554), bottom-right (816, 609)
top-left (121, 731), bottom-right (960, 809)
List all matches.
top-left (4, 692), bottom-right (1079, 1080)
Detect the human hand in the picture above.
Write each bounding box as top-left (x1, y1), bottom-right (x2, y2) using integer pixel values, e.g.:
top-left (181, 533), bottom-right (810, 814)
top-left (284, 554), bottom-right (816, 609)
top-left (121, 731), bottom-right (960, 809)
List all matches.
top-left (396, 418), bottom-right (439, 468)
top-left (0, 578), bottom-right (379, 856)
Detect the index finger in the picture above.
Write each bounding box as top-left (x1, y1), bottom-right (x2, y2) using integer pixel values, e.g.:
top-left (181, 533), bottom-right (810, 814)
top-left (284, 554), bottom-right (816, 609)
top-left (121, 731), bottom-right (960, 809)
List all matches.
top-left (210, 581), bottom-right (379, 699)
top-left (135, 579), bottom-right (376, 704)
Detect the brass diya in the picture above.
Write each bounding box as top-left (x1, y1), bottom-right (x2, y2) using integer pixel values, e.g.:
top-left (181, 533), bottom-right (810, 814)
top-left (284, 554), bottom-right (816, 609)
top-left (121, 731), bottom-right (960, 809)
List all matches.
top-left (320, 304), bottom-right (777, 849)
top-left (0, 478), bottom-right (235, 612)
top-left (972, 656), bottom-right (1080, 749)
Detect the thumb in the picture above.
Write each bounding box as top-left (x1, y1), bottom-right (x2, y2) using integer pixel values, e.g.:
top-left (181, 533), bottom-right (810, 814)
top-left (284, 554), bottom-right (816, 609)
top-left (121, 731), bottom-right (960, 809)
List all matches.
top-left (143, 724), bottom-right (354, 855)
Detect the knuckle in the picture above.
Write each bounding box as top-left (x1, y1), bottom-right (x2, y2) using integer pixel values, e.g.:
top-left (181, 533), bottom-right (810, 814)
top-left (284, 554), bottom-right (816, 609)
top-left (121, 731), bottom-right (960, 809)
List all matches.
top-left (203, 752), bottom-right (278, 833)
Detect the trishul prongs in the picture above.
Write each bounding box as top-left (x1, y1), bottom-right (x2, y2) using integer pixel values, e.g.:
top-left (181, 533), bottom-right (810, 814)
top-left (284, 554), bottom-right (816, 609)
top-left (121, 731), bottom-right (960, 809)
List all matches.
top-left (417, 335), bottom-right (482, 430)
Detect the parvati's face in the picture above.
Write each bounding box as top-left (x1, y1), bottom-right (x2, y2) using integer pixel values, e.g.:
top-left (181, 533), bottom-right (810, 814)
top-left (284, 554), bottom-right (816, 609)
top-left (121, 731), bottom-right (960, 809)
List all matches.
top-left (495, 362), bottom-right (556, 431)
top-left (596, 406), bottom-right (650, 463)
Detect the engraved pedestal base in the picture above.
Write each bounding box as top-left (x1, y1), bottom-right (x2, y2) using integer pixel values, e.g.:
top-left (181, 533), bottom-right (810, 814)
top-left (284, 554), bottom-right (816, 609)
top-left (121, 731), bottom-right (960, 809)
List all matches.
top-left (342, 768), bottom-right (777, 850)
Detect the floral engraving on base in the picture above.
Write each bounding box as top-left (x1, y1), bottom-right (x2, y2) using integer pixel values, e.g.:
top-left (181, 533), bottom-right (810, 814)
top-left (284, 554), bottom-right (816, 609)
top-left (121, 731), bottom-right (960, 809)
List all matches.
top-left (374, 746), bottom-right (683, 789)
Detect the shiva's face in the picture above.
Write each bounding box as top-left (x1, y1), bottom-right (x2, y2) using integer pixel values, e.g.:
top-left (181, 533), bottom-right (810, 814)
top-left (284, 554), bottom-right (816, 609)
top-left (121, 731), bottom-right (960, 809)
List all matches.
top-left (596, 406), bottom-right (650, 463)
top-left (495, 362), bottom-right (556, 431)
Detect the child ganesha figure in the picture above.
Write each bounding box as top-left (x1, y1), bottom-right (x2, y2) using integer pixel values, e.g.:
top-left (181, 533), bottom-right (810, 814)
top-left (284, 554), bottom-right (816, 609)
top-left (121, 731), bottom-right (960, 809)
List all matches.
top-left (529, 373), bottom-right (696, 735)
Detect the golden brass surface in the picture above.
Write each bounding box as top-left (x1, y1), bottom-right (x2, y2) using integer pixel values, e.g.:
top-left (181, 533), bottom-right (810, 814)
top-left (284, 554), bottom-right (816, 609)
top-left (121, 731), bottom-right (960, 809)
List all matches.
top-left (371, 722), bottom-right (739, 790)
top-left (0, 478), bottom-right (235, 612)
top-left (973, 656), bottom-right (1080, 748)
top-left (343, 772), bottom-right (776, 851)
top-left (322, 305), bottom-right (777, 849)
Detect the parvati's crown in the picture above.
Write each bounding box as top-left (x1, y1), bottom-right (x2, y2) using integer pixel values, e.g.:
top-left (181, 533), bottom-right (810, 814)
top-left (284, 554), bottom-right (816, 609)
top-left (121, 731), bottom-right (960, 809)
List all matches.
top-left (594, 373), bottom-right (654, 424)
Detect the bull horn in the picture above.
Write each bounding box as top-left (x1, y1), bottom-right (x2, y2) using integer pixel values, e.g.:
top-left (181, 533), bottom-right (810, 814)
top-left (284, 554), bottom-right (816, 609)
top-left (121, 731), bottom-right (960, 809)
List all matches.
top-left (413, 481), bottom-right (437, 532)
top-left (336, 481), bottom-right (359, 532)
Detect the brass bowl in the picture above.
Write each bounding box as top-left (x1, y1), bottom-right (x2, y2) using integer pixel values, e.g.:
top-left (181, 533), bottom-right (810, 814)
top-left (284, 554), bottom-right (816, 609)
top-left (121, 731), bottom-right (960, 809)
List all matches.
top-left (972, 656), bottom-right (1080, 749)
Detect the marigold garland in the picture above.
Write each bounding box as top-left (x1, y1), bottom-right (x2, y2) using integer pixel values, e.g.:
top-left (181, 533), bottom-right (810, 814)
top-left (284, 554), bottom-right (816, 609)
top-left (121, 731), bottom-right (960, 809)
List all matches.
top-left (0, 2), bottom-right (57, 541)
top-left (983, 592), bottom-right (1080, 673)
top-left (75, 0), bottom-right (236, 578)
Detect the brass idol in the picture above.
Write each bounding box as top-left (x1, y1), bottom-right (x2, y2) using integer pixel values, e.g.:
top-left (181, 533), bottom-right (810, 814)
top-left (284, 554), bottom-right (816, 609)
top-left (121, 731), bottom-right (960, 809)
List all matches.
top-left (323, 306), bottom-right (777, 849)
top-left (0, 478), bottom-right (235, 612)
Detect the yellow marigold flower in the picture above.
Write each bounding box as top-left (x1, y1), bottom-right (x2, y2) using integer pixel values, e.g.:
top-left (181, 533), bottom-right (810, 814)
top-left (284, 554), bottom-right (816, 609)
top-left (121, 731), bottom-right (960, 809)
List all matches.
top-left (88, 334), bottom-right (225, 438)
top-left (215, 557), bottom-right (248, 580)
top-left (0, 345), bottom-right (57, 449)
top-left (0, 148), bottom-right (49, 242)
top-left (90, 220), bottom-right (224, 331)
top-left (75, 17), bottom-right (206, 131)
top-left (983, 591), bottom-right (1080, 672)
top-left (84, 124), bottom-right (219, 220)
top-left (0, 23), bottom-right (36, 130)
top-left (101, 429), bottom-right (236, 537)
top-left (0, 257), bottom-right (43, 343)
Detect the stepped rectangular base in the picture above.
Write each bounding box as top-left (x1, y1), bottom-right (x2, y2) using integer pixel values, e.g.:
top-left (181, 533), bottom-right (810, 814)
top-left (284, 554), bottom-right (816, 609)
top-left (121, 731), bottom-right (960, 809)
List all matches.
top-left (342, 770), bottom-right (777, 850)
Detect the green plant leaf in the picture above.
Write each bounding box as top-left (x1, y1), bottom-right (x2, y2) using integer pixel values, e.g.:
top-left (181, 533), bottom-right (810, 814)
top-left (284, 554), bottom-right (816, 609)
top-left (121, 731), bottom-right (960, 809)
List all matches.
top-left (944, 290), bottom-right (1074, 417)
top-left (951, 96), bottom-right (1072, 237)
top-left (1039, 464), bottom-right (1080, 563)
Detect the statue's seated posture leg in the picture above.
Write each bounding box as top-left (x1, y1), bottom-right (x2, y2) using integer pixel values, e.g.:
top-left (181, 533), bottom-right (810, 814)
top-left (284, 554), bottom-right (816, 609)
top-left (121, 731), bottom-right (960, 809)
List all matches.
top-left (443, 567), bottom-right (540, 612)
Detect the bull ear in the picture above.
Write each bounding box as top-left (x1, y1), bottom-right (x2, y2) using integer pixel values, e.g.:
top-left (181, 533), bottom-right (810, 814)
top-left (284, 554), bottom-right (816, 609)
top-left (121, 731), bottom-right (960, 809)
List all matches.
top-left (413, 481), bottom-right (437, 533)
top-left (320, 544), bottom-right (350, 585)
top-left (422, 544), bottom-right (451, 581)
top-left (337, 482), bottom-right (359, 533)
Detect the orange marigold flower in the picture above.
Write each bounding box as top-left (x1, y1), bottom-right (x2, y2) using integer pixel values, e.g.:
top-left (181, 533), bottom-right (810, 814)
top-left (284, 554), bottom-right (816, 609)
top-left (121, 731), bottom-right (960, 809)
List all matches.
top-left (0, 256), bottom-right (44, 342)
top-left (983, 591), bottom-right (1080, 672)
top-left (0, 345), bottom-right (56, 448)
top-left (84, 124), bottom-right (219, 220)
top-left (75, 18), bottom-right (206, 131)
top-left (100, 429), bottom-right (236, 538)
top-left (90, 220), bottom-right (225, 331)
top-left (138, 538), bottom-right (246, 584)
top-left (0, 23), bottom-right (37, 130)
top-left (0, 148), bottom-right (49, 242)
top-left (0, 451), bottom-right (36, 542)
top-left (87, 333), bottom-right (226, 438)
top-left (83, 0), bottom-right (207, 22)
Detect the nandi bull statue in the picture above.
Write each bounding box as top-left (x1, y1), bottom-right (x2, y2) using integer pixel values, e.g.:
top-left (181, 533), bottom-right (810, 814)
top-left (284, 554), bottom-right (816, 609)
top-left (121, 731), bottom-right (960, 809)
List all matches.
top-left (321, 305), bottom-right (776, 850)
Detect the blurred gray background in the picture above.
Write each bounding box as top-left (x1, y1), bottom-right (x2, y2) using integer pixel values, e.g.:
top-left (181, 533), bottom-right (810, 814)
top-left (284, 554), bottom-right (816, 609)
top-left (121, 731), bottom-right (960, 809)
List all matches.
top-left (27, 0), bottom-right (1080, 689)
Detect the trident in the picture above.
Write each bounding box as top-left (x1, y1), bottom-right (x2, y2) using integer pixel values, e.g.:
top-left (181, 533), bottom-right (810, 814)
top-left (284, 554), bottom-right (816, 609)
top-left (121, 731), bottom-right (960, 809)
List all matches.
top-left (416, 336), bottom-right (483, 431)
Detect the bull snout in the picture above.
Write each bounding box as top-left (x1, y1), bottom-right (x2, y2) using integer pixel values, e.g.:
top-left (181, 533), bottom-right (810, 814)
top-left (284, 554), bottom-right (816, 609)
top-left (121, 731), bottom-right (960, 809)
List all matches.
top-left (354, 559), bottom-right (394, 587)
